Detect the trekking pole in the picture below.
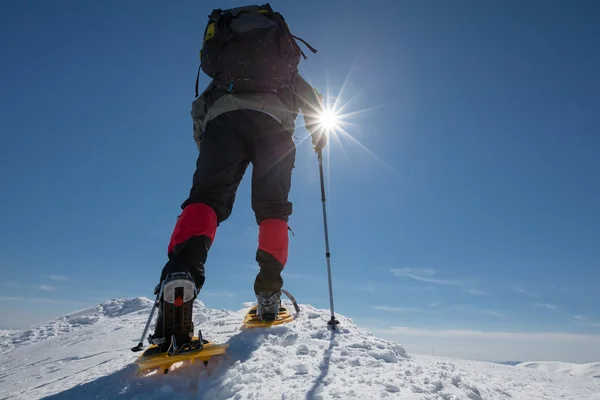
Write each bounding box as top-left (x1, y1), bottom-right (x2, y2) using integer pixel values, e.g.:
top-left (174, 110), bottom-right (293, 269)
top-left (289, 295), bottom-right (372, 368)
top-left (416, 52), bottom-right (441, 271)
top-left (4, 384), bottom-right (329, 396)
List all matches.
top-left (317, 148), bottom-right (340, 330)
top-left (131, 283), bottom-right (163, 352)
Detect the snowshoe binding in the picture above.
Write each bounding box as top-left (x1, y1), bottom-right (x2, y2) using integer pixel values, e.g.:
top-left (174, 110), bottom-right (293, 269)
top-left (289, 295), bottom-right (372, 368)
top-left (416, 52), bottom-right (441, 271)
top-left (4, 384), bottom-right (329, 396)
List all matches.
top-left (147, 272), bottom-right (198, 354)
top-left (242, 289), bottom-right (300, 329)
top-left (256, 291), bottom-right (281, 321)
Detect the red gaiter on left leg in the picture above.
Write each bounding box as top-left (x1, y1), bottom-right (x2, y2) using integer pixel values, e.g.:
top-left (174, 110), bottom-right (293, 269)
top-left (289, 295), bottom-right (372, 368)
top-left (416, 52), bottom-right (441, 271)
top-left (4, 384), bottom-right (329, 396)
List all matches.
top-left (258, 219), bottom-right (289, 266)
top-left (168, 203), bottom-right (217, 254)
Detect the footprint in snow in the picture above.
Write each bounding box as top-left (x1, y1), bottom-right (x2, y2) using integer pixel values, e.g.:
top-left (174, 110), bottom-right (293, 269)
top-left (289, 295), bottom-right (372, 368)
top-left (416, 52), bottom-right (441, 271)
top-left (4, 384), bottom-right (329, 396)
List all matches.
top-left (384, 383), bottom-right (399, 393)
top-left (279, 332), bottom-right (298, 347)
top-left (295, 364), bottom-right (309, 375)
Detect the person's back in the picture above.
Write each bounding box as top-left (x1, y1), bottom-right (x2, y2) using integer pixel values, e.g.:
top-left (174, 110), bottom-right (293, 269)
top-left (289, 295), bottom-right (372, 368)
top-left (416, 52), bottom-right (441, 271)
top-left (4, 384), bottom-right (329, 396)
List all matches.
top-left (147, 4), bottom-right (327, 352)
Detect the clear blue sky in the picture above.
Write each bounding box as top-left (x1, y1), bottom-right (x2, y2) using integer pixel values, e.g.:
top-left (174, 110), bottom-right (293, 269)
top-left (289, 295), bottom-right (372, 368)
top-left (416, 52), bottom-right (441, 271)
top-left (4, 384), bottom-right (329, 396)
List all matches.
top-left (1, 0), bottom-right (599, 361)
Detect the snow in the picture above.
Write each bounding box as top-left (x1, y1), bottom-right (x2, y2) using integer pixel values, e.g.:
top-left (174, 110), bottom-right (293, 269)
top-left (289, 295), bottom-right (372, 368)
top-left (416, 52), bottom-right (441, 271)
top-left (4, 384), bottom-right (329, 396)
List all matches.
top-left (517, 361), bottom-right (600, 379)
top-left (0, 297), bottom-right (153, 355)
top-left (0, 298), bottom-right (599, 399)
top-left (0, 330), bottom-right (17, 338)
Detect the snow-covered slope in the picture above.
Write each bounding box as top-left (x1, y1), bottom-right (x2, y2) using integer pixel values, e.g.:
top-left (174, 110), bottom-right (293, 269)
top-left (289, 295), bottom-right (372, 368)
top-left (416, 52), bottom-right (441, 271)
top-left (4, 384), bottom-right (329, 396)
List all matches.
top-left (1, 298), bottom-right (599, 400)
top-left (0, 330), bottom-right (16, 338)
top-left (517, 361), bottom-right (600, 379)
top-left (0, 298), bottom-right (153, 354)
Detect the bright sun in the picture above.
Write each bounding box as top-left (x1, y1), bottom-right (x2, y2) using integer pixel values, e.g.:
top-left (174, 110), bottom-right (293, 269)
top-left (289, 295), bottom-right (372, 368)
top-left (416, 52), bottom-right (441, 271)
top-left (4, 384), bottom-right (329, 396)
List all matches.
top-left (319, 109), bottom-right (340, 131)
top-left (302, 67), bottom-right (396, 174)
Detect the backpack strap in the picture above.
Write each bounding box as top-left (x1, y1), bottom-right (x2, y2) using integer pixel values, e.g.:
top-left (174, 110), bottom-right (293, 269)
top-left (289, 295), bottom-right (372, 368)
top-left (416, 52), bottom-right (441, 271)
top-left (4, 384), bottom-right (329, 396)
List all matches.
top-left (269, 11), bottom-right (318, 59)
top-left (292, 34), bottom-right (318, 55)
top-left (195, 65), bottom-right (202, 97)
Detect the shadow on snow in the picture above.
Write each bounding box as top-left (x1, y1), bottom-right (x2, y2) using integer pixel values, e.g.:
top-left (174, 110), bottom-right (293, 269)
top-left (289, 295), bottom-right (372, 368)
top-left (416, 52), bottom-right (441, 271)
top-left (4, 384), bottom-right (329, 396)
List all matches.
top-left (41, 328), bottom-right (268, 400)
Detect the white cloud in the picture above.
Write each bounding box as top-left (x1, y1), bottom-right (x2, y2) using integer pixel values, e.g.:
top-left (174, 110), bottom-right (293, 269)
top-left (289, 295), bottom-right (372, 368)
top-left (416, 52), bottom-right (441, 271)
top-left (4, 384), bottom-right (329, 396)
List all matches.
top-left (462, 288), bottom-right (488, 295)
top-left (572, 315), bottom-right (600, 328)
top-left (373, 306), bottom-right (420, 312)
top-left (389, 269), bottom-right (488, 296)
top-left (3, 281), bottom-right (18, 287)
top-left (484, 311), bottom-right (505, 318)
top-left (49, 275), bottom-right (67, 281)
top-left (430, 302), bottom-right (440, 307)
top-left (513, 285), bottom-right (539, 298)
top-left (37, 285), bottom-right (57, 291)
top-left (534, 303), bottom-right (558, 310)
top-left (369, 325), bottom-right (600, 362)
top-left (390, 268), bottom-right (460, 285)
top-left (450, 305), bottom-right (506, 318)
top-left (375, 326), bottom-right (600, 342)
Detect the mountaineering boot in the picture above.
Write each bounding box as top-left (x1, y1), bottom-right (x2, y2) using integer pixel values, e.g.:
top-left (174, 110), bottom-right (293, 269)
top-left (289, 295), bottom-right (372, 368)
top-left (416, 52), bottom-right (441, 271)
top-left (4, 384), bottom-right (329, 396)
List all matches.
top-left (147, 202), bottom-right (215, 353)
top-left (256, 291), bottom-right (282, 321)
top-left (148, 272), bottom-right (197, 352)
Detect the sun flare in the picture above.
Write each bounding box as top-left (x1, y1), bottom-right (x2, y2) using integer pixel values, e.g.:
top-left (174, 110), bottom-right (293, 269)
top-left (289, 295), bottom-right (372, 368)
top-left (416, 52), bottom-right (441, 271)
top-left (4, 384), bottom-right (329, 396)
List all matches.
top-left (302, 64), bottom-right (396, 175)
top-left (319, 109), bottom-right (340, 131)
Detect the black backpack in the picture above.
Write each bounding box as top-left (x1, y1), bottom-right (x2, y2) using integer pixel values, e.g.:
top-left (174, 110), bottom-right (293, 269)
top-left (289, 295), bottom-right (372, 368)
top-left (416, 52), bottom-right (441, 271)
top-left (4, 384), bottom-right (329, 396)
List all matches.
top-left (196, 3), bottom-right (317, 96)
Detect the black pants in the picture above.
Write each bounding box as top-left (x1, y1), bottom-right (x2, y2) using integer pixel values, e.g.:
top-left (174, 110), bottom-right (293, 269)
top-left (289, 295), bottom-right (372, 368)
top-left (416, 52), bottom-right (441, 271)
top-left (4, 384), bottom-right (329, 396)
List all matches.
top-left (183, 110), bottom-right (296, 224)
top-left (163, 110), bottom-right (295, 295)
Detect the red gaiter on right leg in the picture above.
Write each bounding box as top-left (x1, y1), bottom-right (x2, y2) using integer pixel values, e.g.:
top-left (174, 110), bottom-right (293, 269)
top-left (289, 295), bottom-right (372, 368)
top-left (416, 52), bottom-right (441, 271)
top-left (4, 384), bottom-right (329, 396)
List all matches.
top-left (258, 219), bottom-right (289, 266)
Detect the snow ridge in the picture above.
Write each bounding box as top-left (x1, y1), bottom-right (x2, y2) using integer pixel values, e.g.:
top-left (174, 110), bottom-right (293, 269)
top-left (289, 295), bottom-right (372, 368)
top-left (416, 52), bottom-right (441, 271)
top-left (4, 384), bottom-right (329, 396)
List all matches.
top-left (0, 297), bottom-right (152, 354)
top-left (0, 330), bottom-right (16, 338)
top-left (1, 298), bottom-right (600, 399)
top-left (517, 361), bottom-right (600, 379)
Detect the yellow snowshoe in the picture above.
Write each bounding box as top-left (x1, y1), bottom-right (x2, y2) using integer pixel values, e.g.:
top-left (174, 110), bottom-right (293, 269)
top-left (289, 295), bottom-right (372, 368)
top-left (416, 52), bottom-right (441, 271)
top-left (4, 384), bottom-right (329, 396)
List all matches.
top-left (242, 289), bottom-right (299, 329)
top-left (134, 335), bottom-right (229, 374)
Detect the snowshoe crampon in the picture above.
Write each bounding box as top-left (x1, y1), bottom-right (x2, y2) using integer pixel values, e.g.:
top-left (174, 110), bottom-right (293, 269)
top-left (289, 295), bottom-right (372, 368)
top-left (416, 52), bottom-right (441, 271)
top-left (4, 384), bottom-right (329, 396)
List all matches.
top-left (242, 289), bottom-right (300, 329)
top-left (134, 336), bottom-right (229, 374)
